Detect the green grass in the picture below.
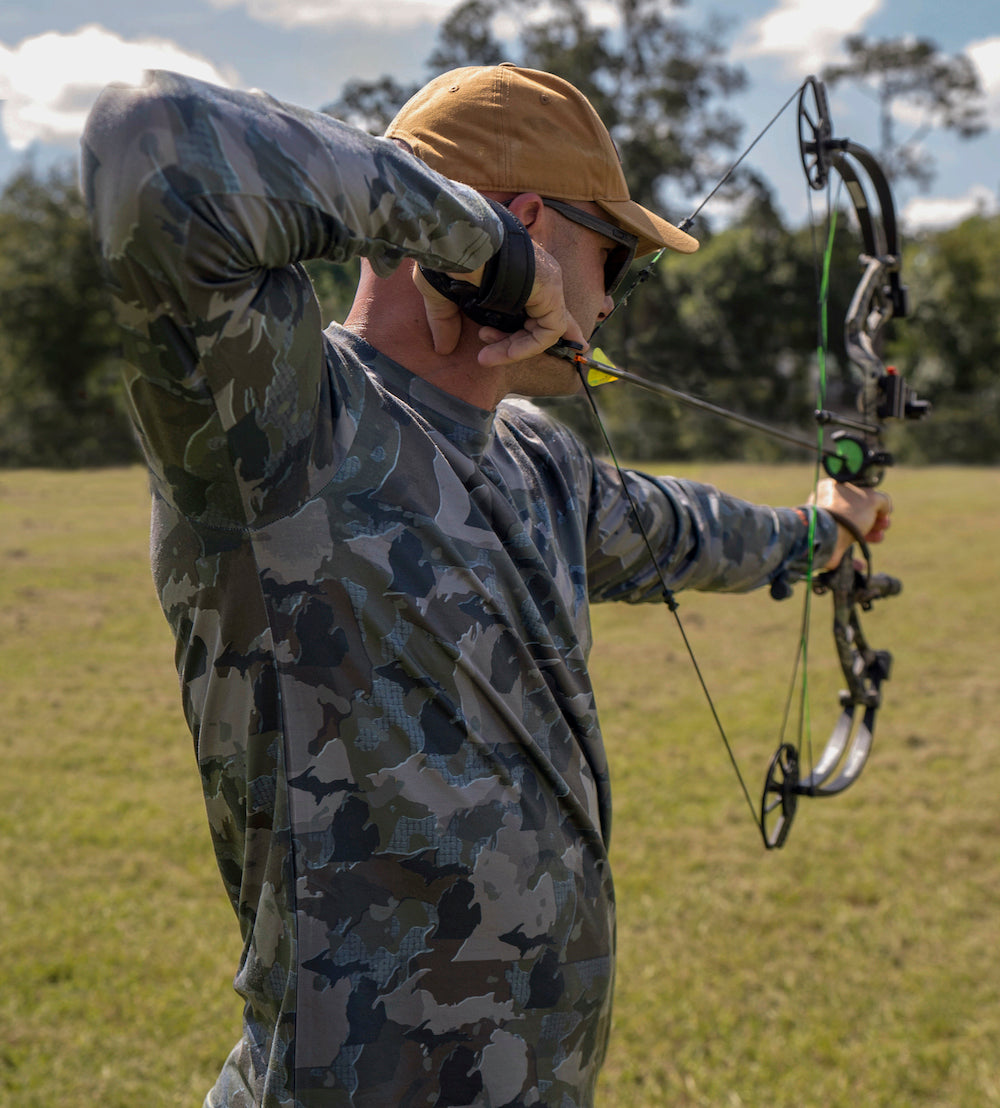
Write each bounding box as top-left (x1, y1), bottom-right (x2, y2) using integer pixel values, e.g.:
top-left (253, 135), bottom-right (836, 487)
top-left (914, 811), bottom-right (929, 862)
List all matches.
top-left (0, 469), bottom-right (241, 1106)
top-left (3, 464), bottom-right (999, 1107)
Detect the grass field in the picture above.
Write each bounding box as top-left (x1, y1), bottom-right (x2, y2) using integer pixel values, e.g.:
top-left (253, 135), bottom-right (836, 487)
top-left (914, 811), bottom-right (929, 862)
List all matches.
top-left (2, 463), bottom-right (998, 1107)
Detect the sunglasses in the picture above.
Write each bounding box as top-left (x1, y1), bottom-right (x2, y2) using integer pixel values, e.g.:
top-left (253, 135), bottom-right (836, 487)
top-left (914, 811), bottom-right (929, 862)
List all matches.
top-left (541, 198), bottom-right (639, 296)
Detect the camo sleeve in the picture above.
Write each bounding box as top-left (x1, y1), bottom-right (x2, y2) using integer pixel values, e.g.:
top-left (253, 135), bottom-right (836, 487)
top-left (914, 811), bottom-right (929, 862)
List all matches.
top-left (493, 401), bottom-right (837, 603)
top-left (82, 69), bottom-right (502, 528)
top-left (584, 461), bottom-right (838, 603)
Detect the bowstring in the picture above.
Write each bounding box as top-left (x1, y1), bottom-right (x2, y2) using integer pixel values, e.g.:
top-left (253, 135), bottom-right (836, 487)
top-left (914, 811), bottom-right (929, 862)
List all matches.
top-left (777, 176), bottom-right (843, 780)
top-left (592, 80), bottom-right (809, 342)
top-left (678, 81), bottom-right (808, 233)
top-left (577, 378), bottom-right (762, 831)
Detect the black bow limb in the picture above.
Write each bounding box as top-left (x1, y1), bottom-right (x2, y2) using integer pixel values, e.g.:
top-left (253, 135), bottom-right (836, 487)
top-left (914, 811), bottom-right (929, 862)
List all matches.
top-left (761, 547), bottom-right (900, 849)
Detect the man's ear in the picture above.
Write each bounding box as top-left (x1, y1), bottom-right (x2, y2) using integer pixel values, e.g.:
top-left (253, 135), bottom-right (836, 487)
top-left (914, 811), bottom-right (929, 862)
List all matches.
top-left (505, 193), bottom-right (545, 231)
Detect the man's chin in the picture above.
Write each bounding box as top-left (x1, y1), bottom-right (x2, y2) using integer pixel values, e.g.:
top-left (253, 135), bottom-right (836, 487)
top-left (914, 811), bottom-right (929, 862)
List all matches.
top-left (508, 351), bottom-right (586, 399)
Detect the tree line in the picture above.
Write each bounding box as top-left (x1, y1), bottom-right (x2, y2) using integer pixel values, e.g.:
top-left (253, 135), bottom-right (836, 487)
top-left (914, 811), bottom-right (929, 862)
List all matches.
top-left (1, 0), bottom-right (995, 468)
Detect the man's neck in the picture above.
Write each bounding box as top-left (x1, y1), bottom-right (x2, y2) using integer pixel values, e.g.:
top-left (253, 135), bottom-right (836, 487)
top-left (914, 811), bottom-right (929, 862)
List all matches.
top-left (344, 262), bottom-right (514, 411)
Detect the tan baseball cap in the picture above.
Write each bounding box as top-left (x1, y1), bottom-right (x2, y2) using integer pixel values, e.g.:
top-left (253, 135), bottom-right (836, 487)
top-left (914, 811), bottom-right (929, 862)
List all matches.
top-left (385, 63), bottom-right (699, 258)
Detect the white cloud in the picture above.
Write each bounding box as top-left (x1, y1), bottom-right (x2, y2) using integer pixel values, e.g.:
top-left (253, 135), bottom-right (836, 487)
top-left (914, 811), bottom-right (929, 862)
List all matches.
top-left (735, 0), bottom-right (883, 76)
top-left (903, 184), bottom-right (998, 231)
top-left (866, 33), bottom-right (1000, 134)
top-left (967, 36), bottom-right (1000, 127)
top-left (205, 0), bottom-right (455, 30)
top-left (0, 25), bottom-right (235, 151)
top-left (204, 0), bottom-right (618, 32)
top-left (490, 1), bottom-right (620, 42)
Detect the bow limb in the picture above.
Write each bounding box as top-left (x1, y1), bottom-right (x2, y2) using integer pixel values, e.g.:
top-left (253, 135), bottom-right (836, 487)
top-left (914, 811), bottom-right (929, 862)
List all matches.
top-left (800, 552), bottom-right (898, 796)
top-left (805, 119), bottom-right (930, 485)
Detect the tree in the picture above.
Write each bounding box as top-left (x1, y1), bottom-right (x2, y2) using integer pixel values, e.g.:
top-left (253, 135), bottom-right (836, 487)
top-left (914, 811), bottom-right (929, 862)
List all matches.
top-left (320, 10), bottom-right (999, 465)
top-left (0, 164), bottom-right (136, 467)
top-left (326, 76), bottom-right (422, 136)
top-left (427, 0), bottom-right (506, 71)
top-left (589, 191), bottom-right (870, 463)
top-left (303, 258), bottom-right (361, 326)
top-left (885, 213), bottom-right (1000, 463)
top-left (822, 35), bottom-right (986, 188)
top-left (324, 0), bottom-right (751, 217)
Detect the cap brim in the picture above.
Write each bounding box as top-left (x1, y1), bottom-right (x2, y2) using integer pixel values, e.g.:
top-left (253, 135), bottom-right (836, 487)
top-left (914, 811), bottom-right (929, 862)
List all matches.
top-left (597, 199), bottom-right (699, 256)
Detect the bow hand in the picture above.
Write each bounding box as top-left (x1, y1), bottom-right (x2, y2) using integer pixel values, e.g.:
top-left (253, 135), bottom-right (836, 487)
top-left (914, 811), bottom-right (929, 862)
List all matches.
top-left (812, 479), bottom-right (893, 570)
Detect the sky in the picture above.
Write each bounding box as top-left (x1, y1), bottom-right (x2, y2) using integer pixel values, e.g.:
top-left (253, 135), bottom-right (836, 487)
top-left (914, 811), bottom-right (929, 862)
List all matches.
top-left (0, 0), bottom-right (997, 233)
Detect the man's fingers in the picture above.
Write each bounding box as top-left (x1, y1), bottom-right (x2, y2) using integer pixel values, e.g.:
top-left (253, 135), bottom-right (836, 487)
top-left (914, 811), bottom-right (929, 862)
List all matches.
top-left (426, 308), bottom-right (463, 355)
top-left (476, 244), bottom-right (585, 365)
top-left (815, 479), bottom-right (895, 567)
top-left (413, 267), bottom-right (464, 355)
top-left (865, 491), bottom-right (893, 543)
top-left (477, 312), bottom-right (586, 367)
top-left (415, 238), bottom-right (584, 365)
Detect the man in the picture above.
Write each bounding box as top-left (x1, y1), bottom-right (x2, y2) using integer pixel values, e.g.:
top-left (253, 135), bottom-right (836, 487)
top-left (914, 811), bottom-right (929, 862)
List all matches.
top-left (83, 64), bottom-right (890, 1107)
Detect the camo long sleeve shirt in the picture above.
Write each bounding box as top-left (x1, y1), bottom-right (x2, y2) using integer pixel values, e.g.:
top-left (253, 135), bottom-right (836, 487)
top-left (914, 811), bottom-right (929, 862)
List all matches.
top-left (83, 71), bottom-right (835, 1108)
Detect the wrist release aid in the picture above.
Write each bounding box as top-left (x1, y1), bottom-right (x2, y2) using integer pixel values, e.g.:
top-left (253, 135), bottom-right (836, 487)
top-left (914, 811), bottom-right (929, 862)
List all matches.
top-left (418, 199), bottom-right (535, 333)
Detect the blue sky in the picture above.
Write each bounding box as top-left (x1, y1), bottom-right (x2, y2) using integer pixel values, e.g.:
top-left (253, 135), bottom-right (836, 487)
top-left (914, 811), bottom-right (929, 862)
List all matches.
top-left (1, 0), bottom-right (997, 231)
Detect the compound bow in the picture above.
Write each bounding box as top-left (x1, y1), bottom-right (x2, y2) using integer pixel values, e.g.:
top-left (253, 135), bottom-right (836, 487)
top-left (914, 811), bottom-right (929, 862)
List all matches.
top-left (555, 74), bottom-right (930, 849)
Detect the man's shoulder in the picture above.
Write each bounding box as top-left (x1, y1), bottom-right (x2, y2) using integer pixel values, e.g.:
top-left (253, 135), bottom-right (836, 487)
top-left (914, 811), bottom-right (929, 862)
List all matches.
top-left (495, 397), bottom-right (595, 481)
top-left (497, 397), bottom-right (574, 442)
